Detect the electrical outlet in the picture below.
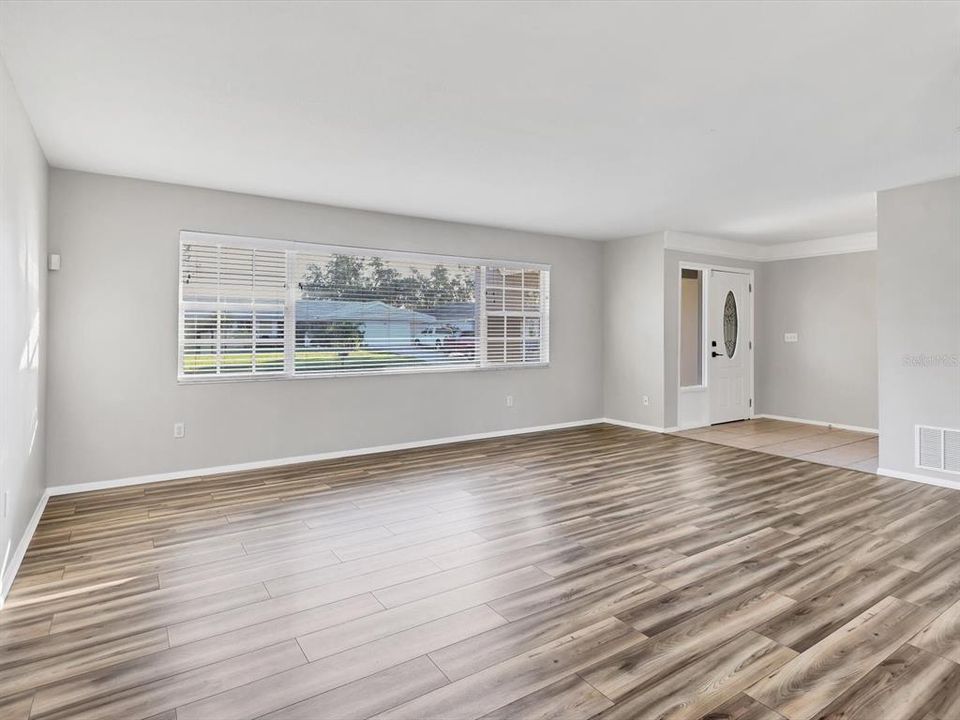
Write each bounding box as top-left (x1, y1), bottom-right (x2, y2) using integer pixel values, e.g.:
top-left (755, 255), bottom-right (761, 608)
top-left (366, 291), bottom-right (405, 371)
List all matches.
top-left (642, 395), bottom-right (650, 406)
top-left (173, 422), bottom-right (185, 439)
top-left (784, 333), bottom-right (799, 343)
top-left (506, 395), bottom-right (514, 408)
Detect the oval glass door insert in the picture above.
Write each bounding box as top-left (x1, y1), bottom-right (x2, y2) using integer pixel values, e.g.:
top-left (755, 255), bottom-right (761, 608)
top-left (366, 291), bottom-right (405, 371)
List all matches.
top-left (723, 291), bottom-right (738, 358)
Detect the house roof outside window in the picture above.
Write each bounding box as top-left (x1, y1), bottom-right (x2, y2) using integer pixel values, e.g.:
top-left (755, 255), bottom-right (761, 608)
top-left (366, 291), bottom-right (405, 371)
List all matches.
top-left (295, 300), bottom-right (438, 325)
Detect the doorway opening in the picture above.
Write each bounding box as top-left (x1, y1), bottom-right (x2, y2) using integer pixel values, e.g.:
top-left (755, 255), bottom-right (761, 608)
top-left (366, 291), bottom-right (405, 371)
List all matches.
top-left (676, 263), bottom-right (754, 430)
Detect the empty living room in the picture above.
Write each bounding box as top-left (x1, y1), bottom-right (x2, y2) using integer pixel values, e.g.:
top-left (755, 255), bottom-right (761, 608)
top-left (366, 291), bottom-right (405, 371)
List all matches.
top-left (3, 1), bottom-right (960, 718)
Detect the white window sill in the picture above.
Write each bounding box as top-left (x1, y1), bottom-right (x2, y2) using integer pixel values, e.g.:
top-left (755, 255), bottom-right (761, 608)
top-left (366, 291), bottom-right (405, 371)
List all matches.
top-left (177, 361), bottom-right (551, 385)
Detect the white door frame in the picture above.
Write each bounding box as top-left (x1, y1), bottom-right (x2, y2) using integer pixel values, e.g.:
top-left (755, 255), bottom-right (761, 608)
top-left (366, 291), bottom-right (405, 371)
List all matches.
top-left (676, 262), bottom-right (755, 429)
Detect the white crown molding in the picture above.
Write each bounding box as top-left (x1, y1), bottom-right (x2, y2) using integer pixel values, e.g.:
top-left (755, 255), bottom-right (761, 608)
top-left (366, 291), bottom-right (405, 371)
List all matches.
top-left (761, 232), bottom-right (877, 261)
top-left (664, 231), bottom-right (764, 261)
top-left (664, 230), bottom-right (877, 263)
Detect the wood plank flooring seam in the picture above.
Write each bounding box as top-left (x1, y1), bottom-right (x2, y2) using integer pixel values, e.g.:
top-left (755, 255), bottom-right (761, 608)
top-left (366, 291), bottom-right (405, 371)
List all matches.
top-left (741, 692), bottom-right (790, 720)
top-left (423, 652), bottom-right (455, 684)
top-left (906, 638), bottom-right (960, 668)
top-left (574, 669), bottom-right (616, 703)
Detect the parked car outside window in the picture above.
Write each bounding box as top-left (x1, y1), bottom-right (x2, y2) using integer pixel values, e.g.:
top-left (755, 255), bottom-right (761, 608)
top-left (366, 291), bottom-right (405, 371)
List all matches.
top-left (442, 330), bottom-right (476, 359)
top-left (414, 326), bottom-right (456, 348)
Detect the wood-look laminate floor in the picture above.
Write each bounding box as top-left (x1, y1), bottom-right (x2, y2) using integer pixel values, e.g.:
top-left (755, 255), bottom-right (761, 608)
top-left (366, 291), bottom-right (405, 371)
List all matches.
top-left (3, 424), bottom-right (960, 720)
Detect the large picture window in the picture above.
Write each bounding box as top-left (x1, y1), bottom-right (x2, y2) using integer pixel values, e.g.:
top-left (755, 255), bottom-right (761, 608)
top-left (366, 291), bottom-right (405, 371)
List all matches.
top-left (178, 232), bottom-right (549, 380)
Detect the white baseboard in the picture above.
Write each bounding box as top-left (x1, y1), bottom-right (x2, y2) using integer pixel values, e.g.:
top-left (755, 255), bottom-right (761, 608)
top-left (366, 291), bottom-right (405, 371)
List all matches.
top-left (756, 414), bottom-right (878, 435)
top-left (601, 417), bottom-right (674, 433)
top-left (1, 492), bottom-right (49, 608)
top-left (677, 422), bottom-right (710, 431)
top-left (877, 467), bottom-right (960, 492)
top-left (47, 418), bottom-right (606, 497)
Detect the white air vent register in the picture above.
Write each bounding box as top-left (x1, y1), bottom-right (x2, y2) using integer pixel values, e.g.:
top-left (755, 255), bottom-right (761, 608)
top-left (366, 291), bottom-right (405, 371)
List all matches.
top-left (917, 425), bottom-right (960, 475)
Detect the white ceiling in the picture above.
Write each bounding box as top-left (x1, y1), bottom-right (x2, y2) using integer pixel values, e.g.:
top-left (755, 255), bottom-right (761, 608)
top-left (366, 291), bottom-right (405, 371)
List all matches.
top-left (1, 1), bottom-right (958, 242)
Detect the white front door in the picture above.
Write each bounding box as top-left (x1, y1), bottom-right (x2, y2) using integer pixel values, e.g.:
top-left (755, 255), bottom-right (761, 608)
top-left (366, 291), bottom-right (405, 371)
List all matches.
top-left (709, 270), bottom-right (752, 424)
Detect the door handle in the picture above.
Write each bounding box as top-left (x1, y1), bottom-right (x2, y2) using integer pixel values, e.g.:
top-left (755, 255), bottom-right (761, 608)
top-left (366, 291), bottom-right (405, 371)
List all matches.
top-left (711, 351), bottom-right (722, 358)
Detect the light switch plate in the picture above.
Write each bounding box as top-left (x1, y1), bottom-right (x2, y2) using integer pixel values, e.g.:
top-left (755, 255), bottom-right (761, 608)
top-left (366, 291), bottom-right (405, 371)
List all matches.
top-left (784, 333), bottom-right (799, 343)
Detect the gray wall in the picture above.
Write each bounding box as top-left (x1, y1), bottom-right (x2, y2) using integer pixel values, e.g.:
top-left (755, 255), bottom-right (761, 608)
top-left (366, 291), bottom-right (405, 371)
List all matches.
top-left (46, 170), bottom-right (604, 488)
top-left (0, 56), bottom-right (47, 598)
top-left (757, 252), bottom-right (878, 430)
top-left (602, 233), bottom-right (665, 427)
top-left (878, 176), bottom-right (960, 480)
top-left (663, 250), bottom-right (761, 429)
top-left (34, 170), bottom-right (960, 491)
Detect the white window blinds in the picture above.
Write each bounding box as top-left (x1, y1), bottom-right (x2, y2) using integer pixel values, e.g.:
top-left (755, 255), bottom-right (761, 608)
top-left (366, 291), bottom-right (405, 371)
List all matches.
top-left (179, 244), bottom-right (287, 376)
top-left (483, 267), bottom-right (544, 365)
top-left (178, 232), bottom-right (549, 380)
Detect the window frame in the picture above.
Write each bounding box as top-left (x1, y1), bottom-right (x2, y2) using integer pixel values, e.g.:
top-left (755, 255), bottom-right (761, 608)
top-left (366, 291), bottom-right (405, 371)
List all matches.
top-left (678, 267), bottom-right (705, 390)
top-left (177, 230), bottom-right (551, 383)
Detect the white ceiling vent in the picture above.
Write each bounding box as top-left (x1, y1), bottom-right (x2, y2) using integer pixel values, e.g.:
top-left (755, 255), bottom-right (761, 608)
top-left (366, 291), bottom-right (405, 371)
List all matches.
top-left (917, 425), bottom-right (960, 475)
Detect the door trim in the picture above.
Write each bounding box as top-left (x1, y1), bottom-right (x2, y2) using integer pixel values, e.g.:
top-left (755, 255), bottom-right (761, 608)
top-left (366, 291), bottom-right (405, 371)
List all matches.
top-left (676, 262), bottom-right (755, 428)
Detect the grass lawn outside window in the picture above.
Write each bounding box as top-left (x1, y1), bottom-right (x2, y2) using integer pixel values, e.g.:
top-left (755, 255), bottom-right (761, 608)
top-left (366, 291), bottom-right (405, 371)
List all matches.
top-left (182, 349), bottom-right (425, 375)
